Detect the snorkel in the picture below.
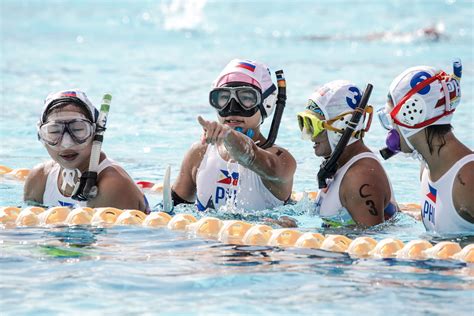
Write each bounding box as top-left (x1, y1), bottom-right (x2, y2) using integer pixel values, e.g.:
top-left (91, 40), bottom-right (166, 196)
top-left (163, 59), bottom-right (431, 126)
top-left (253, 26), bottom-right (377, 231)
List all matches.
top-left (317, 84), bottom-right (373, 189)
top-left (72, 94), bottom-right (111, 201)
top-left (261, 70), bottom-right (286, 149)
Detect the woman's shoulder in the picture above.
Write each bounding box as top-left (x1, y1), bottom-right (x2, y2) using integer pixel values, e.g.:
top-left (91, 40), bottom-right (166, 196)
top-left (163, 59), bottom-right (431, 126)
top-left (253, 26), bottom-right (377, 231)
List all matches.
top-left (189, 141), bottom-right (209, 155)
top-left (344, 151), bottom-right (389, 182)
top-left (266, 144), bottom-right (295, 159)
top-left (184, 142), bottom-right (209, 167)
top-left (26, 160), bottom-right (57, 182)
top-left (24, 160), bottom-right (56, 202)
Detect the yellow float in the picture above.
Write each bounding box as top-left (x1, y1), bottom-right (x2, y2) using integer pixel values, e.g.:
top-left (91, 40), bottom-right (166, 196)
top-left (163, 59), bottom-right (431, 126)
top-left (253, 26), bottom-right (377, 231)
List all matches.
top-left (0, 205), bottom-right (472, 263)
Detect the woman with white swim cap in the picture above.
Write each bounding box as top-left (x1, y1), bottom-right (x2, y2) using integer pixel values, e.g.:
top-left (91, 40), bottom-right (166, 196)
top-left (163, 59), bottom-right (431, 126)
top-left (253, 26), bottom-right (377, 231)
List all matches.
top-left (172, 59), bottom-right (296, 212)
top-left (378, 60), bottom-right (473, 235)
top-left (24, 90), bottom-right (150, 213)
top-left (296, 80), bottom-right (398, 227)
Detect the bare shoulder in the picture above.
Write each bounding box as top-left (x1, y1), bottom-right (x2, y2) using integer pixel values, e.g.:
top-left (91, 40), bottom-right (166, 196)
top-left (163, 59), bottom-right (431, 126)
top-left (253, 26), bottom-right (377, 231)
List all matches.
top-left (266, 145), bottom-right (297, 174)
top-left (453, 160), bottom-right (474, 221)
top-left (92, 164), bottom-right (145, 210)
top-left (23, 160), bottom-right (56, 203)
top-left (350, 156), bottom-right (385, 175)
top-left (187, 141), bottom-right (209, 164)
top-left (267, 144), bottom-right (296, 161)
top-left (341, 157), bottom-right (390, 197)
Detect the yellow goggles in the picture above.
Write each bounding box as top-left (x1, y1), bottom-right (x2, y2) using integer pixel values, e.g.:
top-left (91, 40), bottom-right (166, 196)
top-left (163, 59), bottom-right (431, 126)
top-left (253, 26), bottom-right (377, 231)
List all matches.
top-left (296, 110), bottom-right (346, 138)
top-left (297, 106), bottom-right (373, 139)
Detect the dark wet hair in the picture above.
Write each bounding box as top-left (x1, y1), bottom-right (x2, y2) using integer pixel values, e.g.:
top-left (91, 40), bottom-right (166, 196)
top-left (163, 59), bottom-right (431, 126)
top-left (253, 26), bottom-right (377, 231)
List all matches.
top-left (425, 124), bottom-right (452, 155)
top-left (44, 100), bottom-right (93, 122)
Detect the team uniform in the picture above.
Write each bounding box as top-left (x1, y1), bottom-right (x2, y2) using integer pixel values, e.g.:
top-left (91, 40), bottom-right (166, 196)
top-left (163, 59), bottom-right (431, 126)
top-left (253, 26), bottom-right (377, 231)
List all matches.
top-left (421, 154), bottom-right (474, 234)
top-left (195, 145), bottom-right (283, 212)
top-left (314, 152), bottom-right (397, 227)
top-left (43, 158), bottom-right (150, 212)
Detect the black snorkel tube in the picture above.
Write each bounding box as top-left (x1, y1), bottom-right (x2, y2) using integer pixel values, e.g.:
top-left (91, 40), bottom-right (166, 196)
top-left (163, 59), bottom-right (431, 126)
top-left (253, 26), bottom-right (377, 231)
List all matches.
top-left (260, 70), bottom-right (286, 149)
top-left (72, 94), bottom-right (111, 201)
top-left (317, 84), bottom-right (373, 189)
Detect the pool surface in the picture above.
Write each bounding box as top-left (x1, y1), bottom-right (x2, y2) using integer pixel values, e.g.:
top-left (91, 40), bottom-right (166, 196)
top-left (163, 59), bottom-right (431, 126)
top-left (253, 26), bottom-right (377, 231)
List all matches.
top-left (1, 0), bottom-right (473, 314)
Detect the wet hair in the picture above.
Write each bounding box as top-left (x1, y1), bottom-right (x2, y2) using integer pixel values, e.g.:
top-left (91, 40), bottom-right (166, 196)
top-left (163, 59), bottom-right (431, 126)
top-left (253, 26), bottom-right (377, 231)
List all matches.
top-left (425, 124), bottom-right (452, 155)
top-left (44, 100), bottom-right (93, 122)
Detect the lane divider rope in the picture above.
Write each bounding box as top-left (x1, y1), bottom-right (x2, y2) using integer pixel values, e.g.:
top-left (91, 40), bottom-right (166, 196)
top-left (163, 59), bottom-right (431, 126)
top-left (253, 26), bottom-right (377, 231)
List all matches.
top-left (1, 206), bottom-right (472, 263)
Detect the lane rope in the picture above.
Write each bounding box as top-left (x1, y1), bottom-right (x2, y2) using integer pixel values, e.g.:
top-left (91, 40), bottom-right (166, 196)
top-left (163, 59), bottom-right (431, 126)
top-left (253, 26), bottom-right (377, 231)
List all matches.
top-left (1, 206), bottom-right (472, 263)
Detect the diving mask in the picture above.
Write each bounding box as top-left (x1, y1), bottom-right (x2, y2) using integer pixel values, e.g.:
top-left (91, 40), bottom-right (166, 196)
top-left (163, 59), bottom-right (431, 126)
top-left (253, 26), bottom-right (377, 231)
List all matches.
top-left (38, 119), bottom-right (95, 147)
top-left (209, 86), bottom-right (262, 111)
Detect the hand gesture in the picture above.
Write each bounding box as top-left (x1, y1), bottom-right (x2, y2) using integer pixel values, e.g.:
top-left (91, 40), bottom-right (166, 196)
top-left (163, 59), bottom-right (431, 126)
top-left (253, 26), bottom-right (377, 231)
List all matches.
top-left (197, 116), bottom-right (232, 145)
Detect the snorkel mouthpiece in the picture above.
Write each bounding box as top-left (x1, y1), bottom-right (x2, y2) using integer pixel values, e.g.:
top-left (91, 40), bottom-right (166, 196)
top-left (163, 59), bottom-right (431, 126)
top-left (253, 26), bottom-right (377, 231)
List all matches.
top-left (72, 94), bottom-right (111, 201)
top-left (235, 127), bottom-right (255, 138)
top-left (380, 129), bottom-right (401, 160)
top-left (380, 147), bottom-right (396, 160)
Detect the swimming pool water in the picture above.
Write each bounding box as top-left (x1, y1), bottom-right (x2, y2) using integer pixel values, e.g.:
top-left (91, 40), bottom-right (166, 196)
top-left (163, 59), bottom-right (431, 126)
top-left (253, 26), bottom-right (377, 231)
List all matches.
top-left (1, 0), bottom-right (473, 314)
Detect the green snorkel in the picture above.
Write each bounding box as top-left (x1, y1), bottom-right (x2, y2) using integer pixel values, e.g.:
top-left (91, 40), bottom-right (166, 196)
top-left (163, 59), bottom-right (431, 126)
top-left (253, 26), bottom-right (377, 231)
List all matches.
top-left (317, 84), bottom-right (373, 189)
top-left (72, 94), bottom-right (111, 201)
top-left (260, 70), bottom-right (286, 149)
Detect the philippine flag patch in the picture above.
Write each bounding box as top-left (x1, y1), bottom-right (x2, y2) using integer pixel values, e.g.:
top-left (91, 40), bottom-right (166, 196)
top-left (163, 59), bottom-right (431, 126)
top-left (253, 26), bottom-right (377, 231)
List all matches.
top-left (236, 61), bottom-right (256, 72)
top-left (217, 169), bottom-right (239, 185)
top-left (426, 184), bottom-right (437, 203)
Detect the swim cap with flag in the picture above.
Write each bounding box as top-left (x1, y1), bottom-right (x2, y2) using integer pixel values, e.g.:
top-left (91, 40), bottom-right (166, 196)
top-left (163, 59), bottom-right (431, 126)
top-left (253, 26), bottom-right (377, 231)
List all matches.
top-left (307, 80), bottom-right (366, 152)
top-left (213, 59), bottom-right (277, 121)
top-left (387, 63), bottom-right (461, 141)
top-left (41, 90), bottom-right (99, 124)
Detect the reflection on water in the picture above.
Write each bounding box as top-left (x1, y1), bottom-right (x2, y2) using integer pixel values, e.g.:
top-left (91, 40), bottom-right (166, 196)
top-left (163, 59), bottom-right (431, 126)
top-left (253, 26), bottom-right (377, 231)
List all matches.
top-left (1, 225), bottom-right (472, 314)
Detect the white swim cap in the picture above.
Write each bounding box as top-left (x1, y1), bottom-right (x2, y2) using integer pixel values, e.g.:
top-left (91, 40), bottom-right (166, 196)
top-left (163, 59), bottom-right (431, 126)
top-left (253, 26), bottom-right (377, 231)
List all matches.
top-left (307, 80), bottom-right (366, 152)
top-left (41, 90), bottom-right (98, 123)
top-left (388, 64), bottom-right (461, 139)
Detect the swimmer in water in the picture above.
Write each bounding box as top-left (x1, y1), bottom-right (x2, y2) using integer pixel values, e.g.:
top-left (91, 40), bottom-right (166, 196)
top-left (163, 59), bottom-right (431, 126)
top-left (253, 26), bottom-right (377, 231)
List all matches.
top-left (24, 90), bottom-right (150, 213)
top-left (302, 25), bottom-right (445, 43)
top-left (172, 59), bottom-right (296, 213)
top-left (274, 81), bottom-right (399, 228)
top-left (377, 59), bottom-right (473, 235)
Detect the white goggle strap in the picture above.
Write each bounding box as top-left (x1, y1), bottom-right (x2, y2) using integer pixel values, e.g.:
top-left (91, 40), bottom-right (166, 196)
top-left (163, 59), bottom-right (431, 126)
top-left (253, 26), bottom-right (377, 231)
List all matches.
top-left (440, 79), bottom-right (452, 112)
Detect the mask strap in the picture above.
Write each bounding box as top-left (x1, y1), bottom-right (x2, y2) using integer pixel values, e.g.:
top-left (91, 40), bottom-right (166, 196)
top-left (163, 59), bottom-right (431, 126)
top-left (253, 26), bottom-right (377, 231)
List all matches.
top-left (440, 79), bottom-right (451, 112)
top-left (391, 71), bottom-right (456, 129)
top-left (324, 108), bottom-right (371, 138)
top-left (262, 84), bottom-right (276, 99)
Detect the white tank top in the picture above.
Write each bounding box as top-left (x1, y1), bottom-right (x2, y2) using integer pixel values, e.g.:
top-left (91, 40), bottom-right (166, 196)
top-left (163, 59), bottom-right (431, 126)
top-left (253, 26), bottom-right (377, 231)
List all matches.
top-left (195, 145), bottom-right (284, 212)
top-left (314, 152), bottom-right (397, 227)
top-left (43, 158), bottom-right (115, 208)
top-left (420, 154), bottom-right (474, 234)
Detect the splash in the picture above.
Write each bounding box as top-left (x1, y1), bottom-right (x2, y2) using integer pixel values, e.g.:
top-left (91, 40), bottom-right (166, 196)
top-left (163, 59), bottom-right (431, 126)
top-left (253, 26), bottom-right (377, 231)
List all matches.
top-left (161, 0), bottom-right (207, 31)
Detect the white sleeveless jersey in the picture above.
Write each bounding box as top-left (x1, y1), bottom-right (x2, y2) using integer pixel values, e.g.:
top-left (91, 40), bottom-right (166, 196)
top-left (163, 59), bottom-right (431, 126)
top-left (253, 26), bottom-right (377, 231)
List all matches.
top-left (42, 158), bottom-right (115, 208)
top-left (421, 154), bottom-right (474, 234)
top-left (195, 145), bottom-right (284, 212)
top-left (314, 152), bottom-right (397, 227)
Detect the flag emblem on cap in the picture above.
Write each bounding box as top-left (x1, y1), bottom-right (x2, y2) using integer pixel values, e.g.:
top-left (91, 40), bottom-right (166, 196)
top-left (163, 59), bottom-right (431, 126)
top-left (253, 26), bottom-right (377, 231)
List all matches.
top-left (236, 62), bottom-right (256, 72)
top-left (60, 91), bottom-right (77, 98)
top-left (217, 169), bottom-right (239, 185)
top-left (426, 184), bottom-right (437, 203)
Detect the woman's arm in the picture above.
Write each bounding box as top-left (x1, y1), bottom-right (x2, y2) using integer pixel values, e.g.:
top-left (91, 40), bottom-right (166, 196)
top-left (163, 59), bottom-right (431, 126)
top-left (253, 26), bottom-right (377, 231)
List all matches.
top-left (198, 116), bottom-right (296, 184)
top-left (340, 159), bottom-right (390, 226)
top-left (172, 142), bottom-right (208, 203)
top-left (23, 162), bottom-right (51, 205)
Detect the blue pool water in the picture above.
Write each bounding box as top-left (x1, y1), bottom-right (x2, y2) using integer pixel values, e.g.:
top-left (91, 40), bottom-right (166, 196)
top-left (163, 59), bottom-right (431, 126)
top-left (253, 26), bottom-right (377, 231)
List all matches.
top-left (1, 0), bottom-right (473, 314)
